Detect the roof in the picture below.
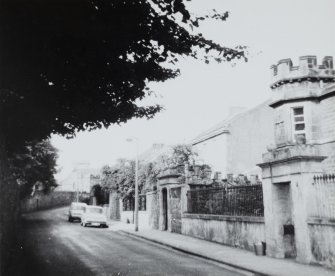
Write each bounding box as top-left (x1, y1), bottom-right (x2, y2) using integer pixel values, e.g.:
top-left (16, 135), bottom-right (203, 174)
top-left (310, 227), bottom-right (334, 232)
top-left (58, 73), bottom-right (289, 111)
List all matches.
top-left (191, 100), bottom-right (272, 146)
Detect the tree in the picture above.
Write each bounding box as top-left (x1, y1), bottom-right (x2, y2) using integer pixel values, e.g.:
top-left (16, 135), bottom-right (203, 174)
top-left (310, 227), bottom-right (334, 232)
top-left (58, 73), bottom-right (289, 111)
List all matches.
top-left (0, 0), bottom-right (245, 153)
top-left (101, 159), bottom-right (139, 198)
top-left (157, 144), bottom-right (198, 169)
top-left (102, 144), bottom-right (198, 194)
top-left (9, 140), bottom-right (58, 199)
top-left (0, 1), bottom-right (245, 272)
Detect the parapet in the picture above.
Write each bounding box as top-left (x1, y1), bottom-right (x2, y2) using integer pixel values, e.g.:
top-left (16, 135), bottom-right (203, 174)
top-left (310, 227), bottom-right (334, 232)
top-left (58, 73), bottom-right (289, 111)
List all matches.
top-left (270, 56), bottom-right (335, 89)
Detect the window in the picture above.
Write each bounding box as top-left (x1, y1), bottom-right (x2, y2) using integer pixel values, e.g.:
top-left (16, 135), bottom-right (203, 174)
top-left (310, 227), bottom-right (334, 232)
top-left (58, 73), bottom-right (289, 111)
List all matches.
top-left (307, 58), bottom-right (316, 69)
top-left (292, 107), bottom-right (306, 143)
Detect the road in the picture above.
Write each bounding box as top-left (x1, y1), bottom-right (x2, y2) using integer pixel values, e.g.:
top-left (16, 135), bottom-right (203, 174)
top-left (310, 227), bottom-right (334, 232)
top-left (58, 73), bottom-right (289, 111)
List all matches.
top-left (13, 207), bottom-right (247, 276)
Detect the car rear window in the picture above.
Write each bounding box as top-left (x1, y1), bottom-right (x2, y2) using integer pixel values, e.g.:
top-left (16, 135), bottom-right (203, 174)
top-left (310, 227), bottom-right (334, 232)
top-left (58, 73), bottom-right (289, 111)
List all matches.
top-left (87, 208), bottom-right (103, 214)
top-left (72, 206), bottom-right (85, 211)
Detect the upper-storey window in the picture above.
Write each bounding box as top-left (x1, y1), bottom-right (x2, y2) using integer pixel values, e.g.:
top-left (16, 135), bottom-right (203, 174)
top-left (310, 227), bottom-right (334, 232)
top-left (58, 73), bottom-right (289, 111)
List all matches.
top-left (324, 58), bottom-right (333, 69)
top-left (307, 58), bottom-right (316, 69)
top-left (292, 107), bottom-right (306, 143)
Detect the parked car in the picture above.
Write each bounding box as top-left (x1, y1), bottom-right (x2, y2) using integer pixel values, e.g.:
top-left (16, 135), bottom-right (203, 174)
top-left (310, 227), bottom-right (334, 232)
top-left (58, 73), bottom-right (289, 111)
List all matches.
top-left (68, 202), bottom-right (87, 222)
top-left (81, 206), bottom-right (108, 228)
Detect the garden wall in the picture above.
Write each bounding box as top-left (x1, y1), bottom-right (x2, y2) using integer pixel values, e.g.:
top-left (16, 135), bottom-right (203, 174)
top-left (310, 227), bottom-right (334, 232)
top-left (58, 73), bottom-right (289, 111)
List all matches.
top-left (182, 213), bottom-right (265, 251)
top-left (146, 191), bottom-right (159, 229)
top-left (308, 218), bottom-right (335, 269)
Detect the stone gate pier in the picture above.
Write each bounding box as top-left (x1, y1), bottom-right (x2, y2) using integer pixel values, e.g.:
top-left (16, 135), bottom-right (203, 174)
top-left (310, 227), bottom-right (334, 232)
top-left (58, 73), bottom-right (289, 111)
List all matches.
top-left (157, 167), bottom-right (189, 233)
top-left (259, 145), bottom-right (326, 263)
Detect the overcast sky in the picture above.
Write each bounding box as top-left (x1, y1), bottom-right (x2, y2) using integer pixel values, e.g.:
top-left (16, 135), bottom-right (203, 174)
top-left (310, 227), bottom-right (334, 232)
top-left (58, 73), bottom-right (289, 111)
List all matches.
top-left (52, 0), bottom-right (335, 181)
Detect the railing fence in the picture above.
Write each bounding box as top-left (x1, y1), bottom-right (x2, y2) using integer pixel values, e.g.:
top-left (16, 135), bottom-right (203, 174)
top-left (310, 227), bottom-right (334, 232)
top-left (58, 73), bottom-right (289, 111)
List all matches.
top-left (310, 173), bottom-right (335, 219)
top-left (187, 184), bottom-right (264, 217)
top-left (122, 195), bottom-right (146, 211)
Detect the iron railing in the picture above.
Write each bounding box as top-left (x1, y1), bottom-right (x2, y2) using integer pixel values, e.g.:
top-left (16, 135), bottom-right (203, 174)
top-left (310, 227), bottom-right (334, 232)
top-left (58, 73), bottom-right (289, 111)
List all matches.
top-left (313, 174), bottom-right (335, 183)
top-left (187, 184), bottom-right (264, 217)
top-left (123, 195), bottom-right (146, 211)
top-left (310, 173), bottom-right (335, 218)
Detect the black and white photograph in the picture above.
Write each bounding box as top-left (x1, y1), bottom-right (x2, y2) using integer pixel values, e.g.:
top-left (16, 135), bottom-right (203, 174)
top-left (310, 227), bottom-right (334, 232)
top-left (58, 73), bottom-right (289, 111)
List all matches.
top-left (1, 0), bottom-right (335, 275)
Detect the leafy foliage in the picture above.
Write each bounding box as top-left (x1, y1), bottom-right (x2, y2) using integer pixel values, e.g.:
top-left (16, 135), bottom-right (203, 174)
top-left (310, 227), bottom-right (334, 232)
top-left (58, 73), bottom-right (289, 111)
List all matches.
top-left (101, 159), bottom-right (138, 198)
top-left (0, 0), bottom-right (245, 152)
top-left (9, 140), bottom-right (58, 199)
top-left (101, 144), bottom-right (198, 196)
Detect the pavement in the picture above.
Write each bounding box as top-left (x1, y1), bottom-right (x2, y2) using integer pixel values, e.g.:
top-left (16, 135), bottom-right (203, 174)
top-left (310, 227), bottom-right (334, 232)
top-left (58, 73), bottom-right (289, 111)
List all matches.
top-left (107, 220), bottom-right (335, 276)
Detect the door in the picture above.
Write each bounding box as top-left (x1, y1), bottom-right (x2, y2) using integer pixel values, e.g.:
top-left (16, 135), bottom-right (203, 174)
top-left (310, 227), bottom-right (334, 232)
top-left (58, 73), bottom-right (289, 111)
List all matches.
top-left (162, 188), bottom-right (168, 231)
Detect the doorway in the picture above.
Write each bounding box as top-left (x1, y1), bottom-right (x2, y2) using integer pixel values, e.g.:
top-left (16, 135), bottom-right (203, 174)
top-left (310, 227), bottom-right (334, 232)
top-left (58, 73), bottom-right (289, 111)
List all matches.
top-left (162, 188), bottom-right (168, 231)
top-left (273, 182), bottom-right (296, 258)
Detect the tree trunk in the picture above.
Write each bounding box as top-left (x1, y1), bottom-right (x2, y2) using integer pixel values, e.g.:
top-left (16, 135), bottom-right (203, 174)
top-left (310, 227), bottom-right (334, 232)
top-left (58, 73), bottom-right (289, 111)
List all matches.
top-left (0, 132), bottom-right (20, 275)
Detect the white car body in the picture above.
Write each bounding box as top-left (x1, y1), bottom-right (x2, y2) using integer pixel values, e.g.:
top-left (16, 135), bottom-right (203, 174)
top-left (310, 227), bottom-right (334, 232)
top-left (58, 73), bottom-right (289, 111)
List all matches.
top-left (81, 206), bottom-right (108, 228)
top-left (68, 202), bottom-right (87, 222)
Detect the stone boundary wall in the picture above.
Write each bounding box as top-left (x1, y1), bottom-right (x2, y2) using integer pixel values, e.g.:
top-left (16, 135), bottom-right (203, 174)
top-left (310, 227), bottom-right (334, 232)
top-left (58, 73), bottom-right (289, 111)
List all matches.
top-left (307, 218), bottom-right (335, 269)
top-left (146, 191), bottom-right (159, 229)
top-left (20, 191), bottom-right (87, 213)
top-left (182, 213), bottom-right (265, 252)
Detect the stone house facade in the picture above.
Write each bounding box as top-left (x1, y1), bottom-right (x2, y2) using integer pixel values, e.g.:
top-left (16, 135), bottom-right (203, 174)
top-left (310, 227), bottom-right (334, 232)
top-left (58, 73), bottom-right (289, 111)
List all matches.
top-left (192, 101), bottom-right (275, 178)
top-left (192, 55), bottom-right (335, 179)
top-left (258, 55), bottom-right (335, 267)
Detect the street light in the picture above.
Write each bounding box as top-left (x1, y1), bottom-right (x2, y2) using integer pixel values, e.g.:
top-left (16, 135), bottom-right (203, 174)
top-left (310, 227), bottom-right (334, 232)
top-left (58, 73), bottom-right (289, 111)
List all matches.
top-left (126, 137), bottom-right (139, 232)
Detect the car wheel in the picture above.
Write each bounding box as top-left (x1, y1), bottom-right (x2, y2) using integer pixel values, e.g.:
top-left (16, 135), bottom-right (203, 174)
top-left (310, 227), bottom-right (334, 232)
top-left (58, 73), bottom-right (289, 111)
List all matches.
top-left (84, 223), bottom-right (87, 227)
top-left (68, 217), bottom-right (73, 222)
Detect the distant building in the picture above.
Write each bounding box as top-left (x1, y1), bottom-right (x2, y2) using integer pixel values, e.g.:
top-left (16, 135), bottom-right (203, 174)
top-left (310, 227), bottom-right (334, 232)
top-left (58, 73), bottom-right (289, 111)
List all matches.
top-left (138, 143), bottom-right (169, 162)
top-left (57, 162), bottom-right (100, 193)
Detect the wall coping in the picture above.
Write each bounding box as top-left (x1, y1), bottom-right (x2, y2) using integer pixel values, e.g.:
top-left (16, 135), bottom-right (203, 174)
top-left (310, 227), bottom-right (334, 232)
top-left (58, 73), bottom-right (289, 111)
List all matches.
top-left (269, 86), bottom-right (335, 108)
top-left (258, 155), bottom-right (326, 168)
top-left (182, 213), bottom-right (265, 223)
top-left (307, 217), bottom-right (335, 227)
top-left (121, 210), bottom-right (148, 214)
top-left (145, 191), bottom-right (157, 196)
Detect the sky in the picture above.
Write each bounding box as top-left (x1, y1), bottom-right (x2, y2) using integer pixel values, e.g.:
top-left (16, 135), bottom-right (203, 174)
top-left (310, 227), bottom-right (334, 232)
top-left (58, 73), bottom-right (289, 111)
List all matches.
top-left (52, 0), bottom-right (335, 181)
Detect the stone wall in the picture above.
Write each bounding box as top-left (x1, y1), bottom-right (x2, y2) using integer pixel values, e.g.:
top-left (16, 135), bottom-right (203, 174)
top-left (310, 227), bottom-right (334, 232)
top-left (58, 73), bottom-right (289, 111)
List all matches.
top-left (182, 214), bottom-right (265, 251)
top-left (225, 100), bottom-right (275, 176)
top-left (193, 135), bottom-right (228, 176)
top-left (20, 191), bottom-right (82, 213)
top-left (319, 95), bottom-right (335, 171)
top-left (308, 219), bottom-right (335, 269)
top-left (146, 191), bottom-right (159, 229)
top-left (108, 191), bottom-right (121, 220)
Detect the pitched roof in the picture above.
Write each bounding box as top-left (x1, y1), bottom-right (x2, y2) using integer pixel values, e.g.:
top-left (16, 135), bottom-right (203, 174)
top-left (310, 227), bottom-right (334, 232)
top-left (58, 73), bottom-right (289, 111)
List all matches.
top-left (191, 100), bottom-right (272, 146)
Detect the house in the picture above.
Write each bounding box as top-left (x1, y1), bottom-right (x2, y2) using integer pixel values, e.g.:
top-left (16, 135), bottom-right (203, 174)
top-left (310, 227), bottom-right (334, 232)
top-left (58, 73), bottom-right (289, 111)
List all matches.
top-left (192, 102), bottom-right (275, 179)
top-left (192, 55), bottom-right (335, 179)
top-left (57, 162), bottom-right (100, 193)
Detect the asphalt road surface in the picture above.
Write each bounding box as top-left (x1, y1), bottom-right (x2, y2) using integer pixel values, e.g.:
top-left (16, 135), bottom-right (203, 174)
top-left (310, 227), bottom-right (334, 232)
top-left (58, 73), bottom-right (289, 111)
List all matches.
top-left (13, 207), bottom-right (247, 276)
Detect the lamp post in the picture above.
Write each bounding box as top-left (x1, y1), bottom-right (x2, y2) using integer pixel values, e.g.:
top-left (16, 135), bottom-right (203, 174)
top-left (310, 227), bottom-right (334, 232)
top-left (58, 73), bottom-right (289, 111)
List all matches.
top-left (126, 137), bottom-right (139, 232)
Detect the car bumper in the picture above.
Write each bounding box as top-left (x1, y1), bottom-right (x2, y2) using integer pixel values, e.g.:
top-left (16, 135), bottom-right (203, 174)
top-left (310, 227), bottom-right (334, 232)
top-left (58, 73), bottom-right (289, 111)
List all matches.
top-left (70, 216), bottom-right (82, 220)
top-left (85, 221), bottom-right (108, 227)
